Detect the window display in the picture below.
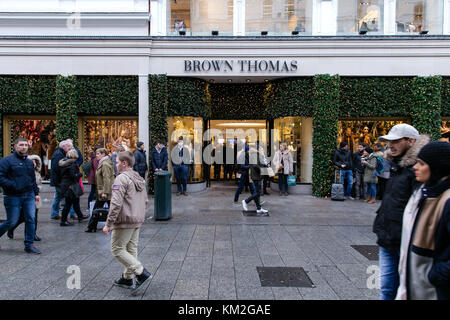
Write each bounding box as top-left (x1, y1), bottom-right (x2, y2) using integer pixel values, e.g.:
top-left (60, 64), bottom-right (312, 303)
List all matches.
top-left (396, 0), bottom-right (442, 34)
top-left (167, 116), bottom-right (204, 183)
top-left (338, 119), bottom-right (407, 153)
top-left (441, 119), bottom-right (450, 142)
top-left (6, 118), bottom-right (57, 179)
top-left (337, 0), bottom-right (383, 35)
top-left (81, 119), bottom-right (138, 162)
top-left (274, 117), bottom-right (302, 183)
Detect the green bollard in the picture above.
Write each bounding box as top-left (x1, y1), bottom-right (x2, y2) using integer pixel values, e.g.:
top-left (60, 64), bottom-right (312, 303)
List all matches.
top-left (154, 171), bottom-right (172, 220)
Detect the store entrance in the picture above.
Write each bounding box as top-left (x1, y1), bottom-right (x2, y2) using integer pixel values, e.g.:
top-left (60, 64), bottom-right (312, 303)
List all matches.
top-left (206, 119), bottom-right (269, 185)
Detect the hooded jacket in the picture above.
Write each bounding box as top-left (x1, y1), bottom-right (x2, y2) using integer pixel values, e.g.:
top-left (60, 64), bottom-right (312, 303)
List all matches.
top-left (106, 168), bottom-right (148, 230)
top-left (133, 148), bottom-right (148, 178)
top-left (96, 156), bottom-right (115, 201)
top-left (58, 158), bottom-right (82, 198)
top-left (151, 145), bottom-right (168, 171)
top-left (373, 135), bottom-right (430, 252)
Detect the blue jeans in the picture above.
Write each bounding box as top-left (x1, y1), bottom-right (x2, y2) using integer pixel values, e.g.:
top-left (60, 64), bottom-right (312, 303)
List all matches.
top-left (0, 192), bottom-right (36, 247)
top-left (278, 173), bottom-right (288, 193)
top-left (245, 180), bottom-right (262, 210)
top-left (379, 246), bottom-right (400, 300)
top-left (51, 186), bottom-right (76, 218)
top-left (340, 169), bottom-right (353, 197)
top-left (366, 182), bottom-right (377, 197)
top-left (234, 172), bottom-right (256, 202)
top-left (173, 165), bottom-right (188, 193)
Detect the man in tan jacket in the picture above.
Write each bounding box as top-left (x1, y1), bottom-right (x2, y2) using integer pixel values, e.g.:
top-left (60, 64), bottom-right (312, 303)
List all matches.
top-left (102, 150), bottom-right (152, 296)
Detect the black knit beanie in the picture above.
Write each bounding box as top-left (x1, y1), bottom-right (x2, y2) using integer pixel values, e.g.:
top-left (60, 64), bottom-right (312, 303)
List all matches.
top-left (417, 141), bottom-right (450, 184)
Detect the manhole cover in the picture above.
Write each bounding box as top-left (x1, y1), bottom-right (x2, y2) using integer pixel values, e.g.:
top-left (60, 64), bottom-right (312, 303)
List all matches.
top-left (351, 245), bottom-right (379, 261)
top-left (242, 211), bottom-right (270, 217)
top-left (256, 267), bottom-right (314, 287)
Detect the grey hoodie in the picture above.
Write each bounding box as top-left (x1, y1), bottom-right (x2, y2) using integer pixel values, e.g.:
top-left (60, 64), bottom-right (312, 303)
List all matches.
top-left (106, 168), bottom-right (148, 230)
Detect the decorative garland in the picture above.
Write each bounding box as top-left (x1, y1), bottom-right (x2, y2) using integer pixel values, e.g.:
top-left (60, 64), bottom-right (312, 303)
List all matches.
top-left (411, 76), bottom-right (442, 141)
top-left (312, 75), bottom-right (340, 198)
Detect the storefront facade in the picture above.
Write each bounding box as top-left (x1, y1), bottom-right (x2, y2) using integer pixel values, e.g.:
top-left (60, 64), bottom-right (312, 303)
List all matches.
top-left (1, 0), bottom-right (450, 196)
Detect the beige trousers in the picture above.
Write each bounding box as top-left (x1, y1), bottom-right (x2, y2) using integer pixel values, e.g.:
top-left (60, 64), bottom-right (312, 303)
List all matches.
top-left (111, 228), bottom-right (144, 280)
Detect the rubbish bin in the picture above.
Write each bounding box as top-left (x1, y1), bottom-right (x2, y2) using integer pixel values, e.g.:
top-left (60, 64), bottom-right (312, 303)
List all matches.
top-left (154, 171), bottom-right (172, 220)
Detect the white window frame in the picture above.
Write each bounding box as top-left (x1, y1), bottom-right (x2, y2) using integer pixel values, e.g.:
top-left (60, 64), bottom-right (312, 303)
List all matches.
top-left (313, 0), bottom-right (337, 35)
top-left (444, 0), bottom-right (450, 34)
top-left (150, 0), bottom-right (166, 36)
top-left (234, 0), bottom-right (245, 36)
top-left (383, 0), bottom-right (396, 35)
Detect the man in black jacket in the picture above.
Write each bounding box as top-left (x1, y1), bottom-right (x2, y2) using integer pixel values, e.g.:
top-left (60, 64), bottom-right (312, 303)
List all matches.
top-left (234, 145), bottom-right (255, 203)
top-left (373, 123), bottom-right (429, 300)
top-left (0, 138), bottom-right (41, 254)
top-left (171, 137), bottom-right (191, 196)
top-left (134, 141), bottom-right (148, 179)
top-left (151, 141), bottom-right (168, 172)
top-left (333, 141), bottom-right (354, 200)
top-left (49, 139), bottom-right (73, 219)
top-left (353, 142), bottom-right (366, 200)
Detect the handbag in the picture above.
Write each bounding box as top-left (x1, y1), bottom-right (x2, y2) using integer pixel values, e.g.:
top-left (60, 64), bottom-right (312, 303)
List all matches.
top-left (266, 167), bottom-right (275, 177)
top-left (69, 182), bottom-right (83, 197)
top-left (81, 160), bottom-right (92, 176)
top-left (287, 175), bottom-right (296, 186)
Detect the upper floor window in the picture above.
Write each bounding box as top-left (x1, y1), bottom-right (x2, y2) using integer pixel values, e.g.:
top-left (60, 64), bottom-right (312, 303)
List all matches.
top-left (396, 0), bottom-right (443, 34)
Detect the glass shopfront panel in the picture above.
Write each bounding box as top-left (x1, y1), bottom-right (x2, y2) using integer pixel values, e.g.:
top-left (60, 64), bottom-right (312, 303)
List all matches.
top-left (273, 117), bottom-right (302, 183)
top-left (167, 116), bottom-right (204, 183)
top-left (4, 116), bottom-right (57, 180)
top-left (168, 0), bottom-right (233, 36)
top-left (442, 118), bottom-right (450, 142)
top-left (245, 0), bottom-right (313, 35)
top-left (337, 0), bottom-right (384, 35)
top-left (338, 119), bottom-right (408, 153)
top-left (80, 118), bottom-right (138, 162)
top-left (396, 0), bottom-right (443, 34)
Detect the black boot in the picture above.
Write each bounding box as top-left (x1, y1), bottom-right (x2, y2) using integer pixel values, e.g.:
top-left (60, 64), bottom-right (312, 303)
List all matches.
top-left (131, 268), bottom-right (152, 296)
top-left (114, 275), bottom-right (133, 289)
top-left (7, 230), bottom-right (13, 239)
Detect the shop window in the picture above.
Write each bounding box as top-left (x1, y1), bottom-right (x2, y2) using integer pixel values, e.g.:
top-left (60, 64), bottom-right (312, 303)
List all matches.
top-left (273, 117), bottom-right (303, 183)
top-left (81, 118), bottom-right (138, 162)
top-left (246, 0), bottom-right (312, 35)
top-left (167, 116), bottom-right (204, 183)
top-left (168, 0), bottom-right (233, 36)
top-left (442, 118), bottom-right (450, 142)
top-left (337, 0), bottom-right (383, 35)
top-left (338, 119), bottom-right (408, 153)
top-left (5, 117), bottom-right (57, 180)
top-left (396, 0), bottom-right (442, 34)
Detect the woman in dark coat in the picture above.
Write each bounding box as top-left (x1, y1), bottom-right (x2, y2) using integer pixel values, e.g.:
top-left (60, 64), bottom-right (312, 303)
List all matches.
top-left (59, 149), bottom-right (89, 226)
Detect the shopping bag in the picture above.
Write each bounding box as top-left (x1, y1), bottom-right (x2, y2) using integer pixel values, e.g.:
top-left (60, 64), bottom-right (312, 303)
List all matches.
top-left (287, 175), bottom-right (296, 186)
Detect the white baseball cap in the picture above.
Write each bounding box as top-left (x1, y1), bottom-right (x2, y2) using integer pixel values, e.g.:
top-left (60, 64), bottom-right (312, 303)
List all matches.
top-left (378, 123), bottom-right (419, 141)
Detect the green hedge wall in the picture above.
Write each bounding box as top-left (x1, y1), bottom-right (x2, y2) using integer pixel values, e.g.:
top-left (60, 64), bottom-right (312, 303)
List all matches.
top-left (55, 75), bottom-right (78, 145)
top-left (442, 77), bottom-right (450, 117)
top-left (410, 76), bottom-right (442, 141)
top-left (168, 77), bottom-right (208, 118)
top-left (312, 75), bottom-right (340, 198)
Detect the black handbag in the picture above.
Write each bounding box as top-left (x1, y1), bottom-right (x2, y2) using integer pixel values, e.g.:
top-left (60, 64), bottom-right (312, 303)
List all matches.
top-left (81, 160), bottom-right (92, 176)
top-left (69, 181), bottom-right (83, 197)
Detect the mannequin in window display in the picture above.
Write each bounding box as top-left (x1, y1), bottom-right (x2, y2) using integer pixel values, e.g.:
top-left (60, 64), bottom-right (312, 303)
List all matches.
top-left (343, 127), bottom-right (358, 152)
top-left (360, 126), bottom-right (374, 146)
top-left (441, 122), bottom-right (450, 142)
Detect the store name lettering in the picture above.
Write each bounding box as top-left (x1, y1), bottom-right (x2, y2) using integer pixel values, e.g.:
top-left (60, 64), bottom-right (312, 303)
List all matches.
top-left (184, 59), bottom-right (298, 73)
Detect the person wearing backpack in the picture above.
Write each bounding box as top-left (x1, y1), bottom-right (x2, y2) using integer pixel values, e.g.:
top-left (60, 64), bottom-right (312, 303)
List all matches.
top-left (362, 147), bottom-right (378, 204)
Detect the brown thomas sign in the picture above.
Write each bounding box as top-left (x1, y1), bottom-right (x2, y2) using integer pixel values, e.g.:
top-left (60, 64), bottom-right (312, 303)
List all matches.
top-left (184, 59), bottom-right (298, 73)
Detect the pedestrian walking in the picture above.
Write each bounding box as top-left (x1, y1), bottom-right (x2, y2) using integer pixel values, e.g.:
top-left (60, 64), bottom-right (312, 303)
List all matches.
top-left (151, 141), bottom-right (168, 173)
top-left (7, 154), bottom-right (43, 241)
top-left (133, 141), bottom-right (148, 180)
top-left (85, 148), bottom-right (115, 232)
top-left (397, 141), bottom-right (450, 300)
top-left (333, 141), bottom-right (354, 200)
top-left (273, 143), bottom-right (294, 196)
top-left (172, 136), bottom-right (190, 196)
top-left (111, 145), bottom-right (126, 176)
top-left (58, 149), bottom-right (90, 226)
top-left (87, 145), bottom-right (100, 211)
top-left (234, 145), bottom-right (256, 203)
top-left (241, 145), bottom-right (269, 215)
top-left (374, 142), bottom-right (389, 200)
top-left (0, 138), bottom-right (41, 254)
top-left (103, 151), bottom-right (152, 296)
top-left (373, 123), bottom-right (429, 300)
top-left (361, 147), bottom-right (377, 204)
top-left (353, 142), bottom-right (366, 200)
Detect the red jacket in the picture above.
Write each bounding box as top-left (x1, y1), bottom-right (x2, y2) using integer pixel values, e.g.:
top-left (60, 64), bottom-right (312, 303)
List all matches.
top-left (88, 154), bottom-right (99, 185)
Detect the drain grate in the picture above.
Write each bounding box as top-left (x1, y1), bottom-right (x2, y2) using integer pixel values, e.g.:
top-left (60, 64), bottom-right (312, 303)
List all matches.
top-left (256, 267), bottom-right (314, 288)
top-left (351, 245), bottom-right (379, 261)
top-left (242, 211), bottom-right (270, 217)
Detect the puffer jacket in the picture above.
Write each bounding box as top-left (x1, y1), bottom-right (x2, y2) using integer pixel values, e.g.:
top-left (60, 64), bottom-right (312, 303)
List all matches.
top-left (106, 168), bottom-right (148, 230)
top-left (95, 156), bottom-right (115, 201)
top-left (58, 158), bottom-right (82, 198)
top-left (0, 151), bottom-right (39, 196)
top-left (373, 135), bottom-right (430, 252)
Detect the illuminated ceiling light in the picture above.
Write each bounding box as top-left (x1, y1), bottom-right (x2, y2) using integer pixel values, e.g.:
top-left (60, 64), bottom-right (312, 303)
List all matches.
top-left (209, 79), bottom-right (215, 83)
top-left (246, 79), bottom-right (251, 83)
top-left (216, 122), bottom-right (266, 127)
top-left (227, 79), bottom-right (232, 82)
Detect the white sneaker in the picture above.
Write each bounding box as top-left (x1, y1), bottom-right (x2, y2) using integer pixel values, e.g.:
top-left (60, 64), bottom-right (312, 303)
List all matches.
top-left (257, 208), bottom-right (268, 214)
top-left (242, 200), bottom-right (248, 211)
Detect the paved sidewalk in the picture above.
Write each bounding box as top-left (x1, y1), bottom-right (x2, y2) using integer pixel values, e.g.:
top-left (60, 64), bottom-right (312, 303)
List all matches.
top-left (0, 183), bottom-right (381, 300)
